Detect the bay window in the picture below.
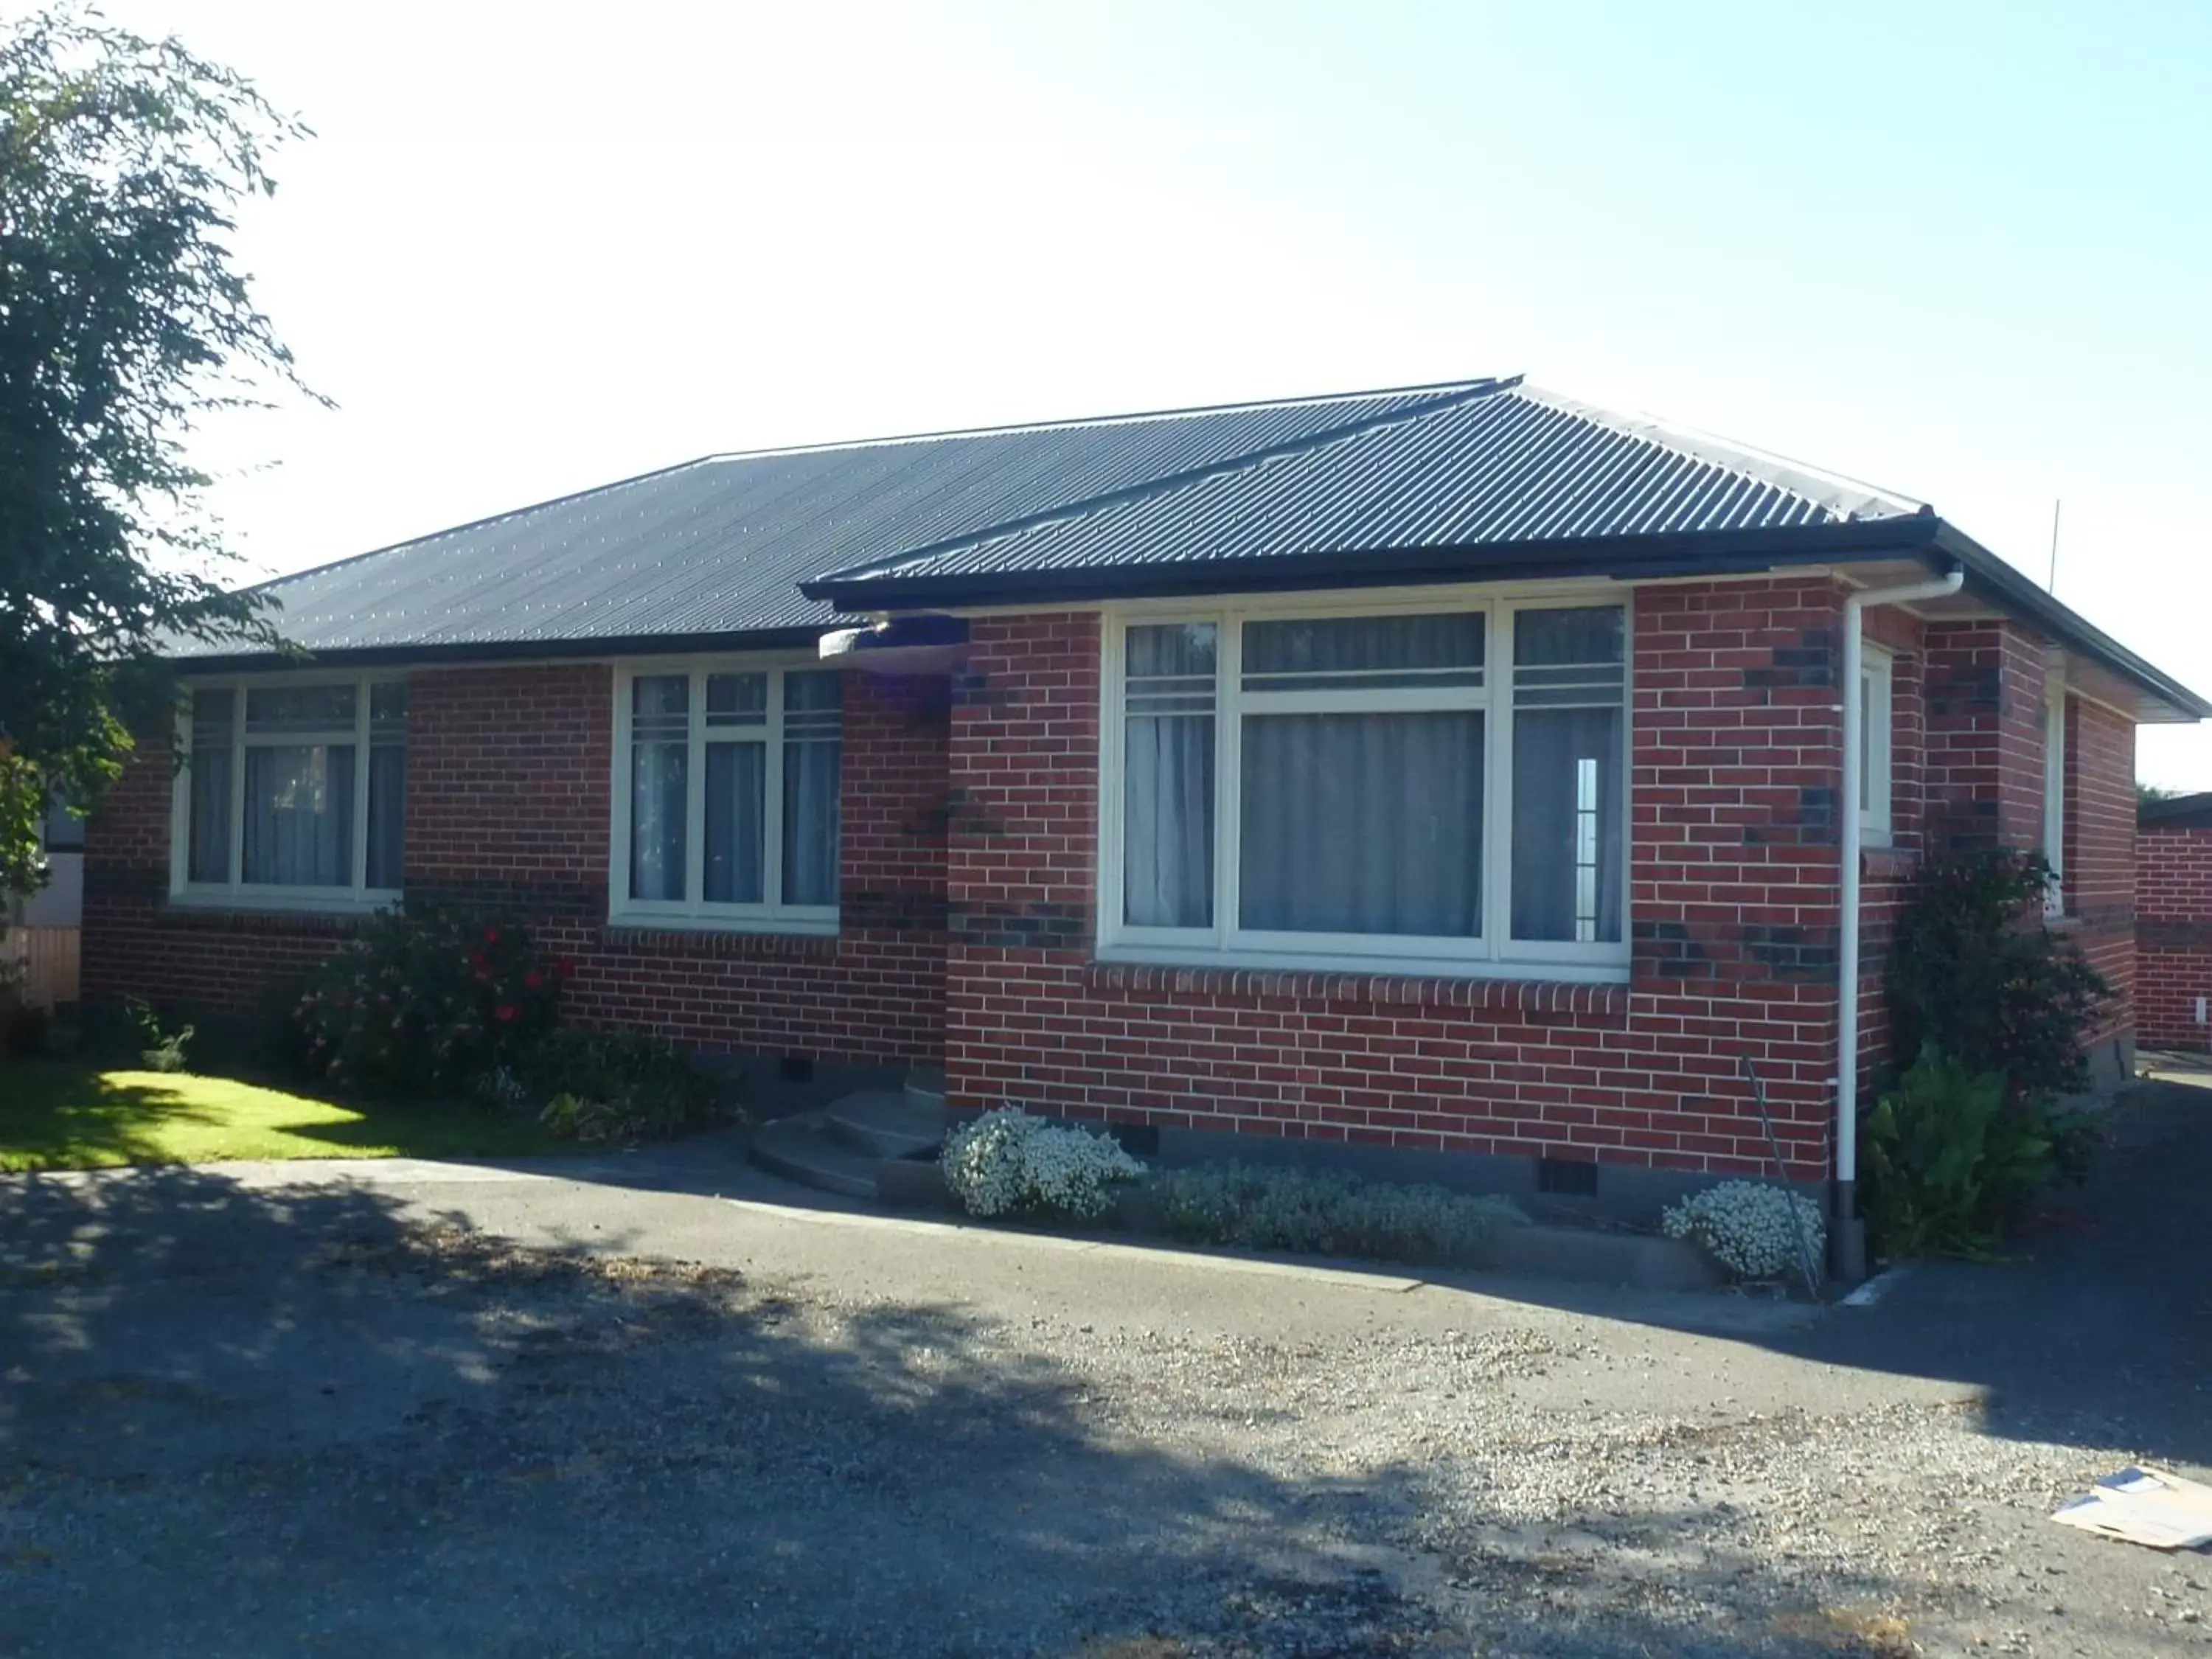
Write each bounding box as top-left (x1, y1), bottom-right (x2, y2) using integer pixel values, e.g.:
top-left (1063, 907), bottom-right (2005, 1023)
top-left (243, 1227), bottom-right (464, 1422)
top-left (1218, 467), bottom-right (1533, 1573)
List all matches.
top-left (175, 675), bottom-right (407, 905)
top-left (1104, 594), bottom-right (1630, 977)
top-left (612, 661), bottom-right (842, 931)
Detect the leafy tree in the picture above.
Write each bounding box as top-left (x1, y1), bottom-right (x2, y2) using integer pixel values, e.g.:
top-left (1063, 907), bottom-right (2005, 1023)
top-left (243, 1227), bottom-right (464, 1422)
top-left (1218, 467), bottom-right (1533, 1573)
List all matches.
top-left (1, 6), bottom-right (311, 900)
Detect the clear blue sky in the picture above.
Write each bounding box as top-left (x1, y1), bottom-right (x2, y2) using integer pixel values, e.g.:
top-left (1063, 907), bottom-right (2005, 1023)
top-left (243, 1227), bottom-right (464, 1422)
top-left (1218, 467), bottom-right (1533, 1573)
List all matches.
top-left (111, 0), bottom-right (2212, 783)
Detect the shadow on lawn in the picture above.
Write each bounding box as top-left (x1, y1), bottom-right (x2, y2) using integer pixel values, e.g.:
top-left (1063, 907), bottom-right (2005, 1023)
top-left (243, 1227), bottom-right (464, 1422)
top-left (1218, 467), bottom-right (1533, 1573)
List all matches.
top-left (0, 1164), bottom-right (1920, 1658)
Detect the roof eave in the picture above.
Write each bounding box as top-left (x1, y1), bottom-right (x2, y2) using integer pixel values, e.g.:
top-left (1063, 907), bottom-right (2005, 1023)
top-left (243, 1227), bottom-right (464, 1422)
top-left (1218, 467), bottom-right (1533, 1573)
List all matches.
top-left (802, 516), bottom-right (1945, 611)
top-left (1928, 524), bottom-right (2212, 723)
top-left (163, 624), bottom-right (835, 675)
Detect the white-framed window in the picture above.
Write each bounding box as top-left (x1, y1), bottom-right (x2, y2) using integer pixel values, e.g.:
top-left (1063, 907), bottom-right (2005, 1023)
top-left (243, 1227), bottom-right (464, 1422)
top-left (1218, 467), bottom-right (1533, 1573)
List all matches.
top-left (2040, 681), bottom-right (2067, 917)
top-left (609, 658), bottom-right (843, 933)
top-left (173, 673), bottom-right (407, 908)
top-left (1099, 589), bottom-right (1631, 980)
top-left (1860, 644), bottom-right (1894, 844)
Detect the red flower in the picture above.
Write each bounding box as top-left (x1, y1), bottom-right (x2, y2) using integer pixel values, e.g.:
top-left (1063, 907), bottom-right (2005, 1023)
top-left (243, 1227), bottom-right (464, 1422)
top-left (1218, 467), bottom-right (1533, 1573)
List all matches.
top-left (484, 925), bottom-right (501, 945)
top-left (494, 1004), bottom-right (519, 1023)
top-left (524, 970), bottom-right (544, 990)
top-left (468, 950), bottom-right (487, 970)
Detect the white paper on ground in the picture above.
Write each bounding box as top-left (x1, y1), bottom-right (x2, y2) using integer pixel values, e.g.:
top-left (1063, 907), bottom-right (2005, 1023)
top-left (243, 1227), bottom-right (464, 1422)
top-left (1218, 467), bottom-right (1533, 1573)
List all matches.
top-left (2051, 1467), bottom-right (2212, 1551)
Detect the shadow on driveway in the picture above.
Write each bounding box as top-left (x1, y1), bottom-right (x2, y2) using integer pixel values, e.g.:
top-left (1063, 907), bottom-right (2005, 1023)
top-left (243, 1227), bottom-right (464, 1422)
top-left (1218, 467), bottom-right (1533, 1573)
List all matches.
top-left (0, 1163), bottom-right (1929, 1658)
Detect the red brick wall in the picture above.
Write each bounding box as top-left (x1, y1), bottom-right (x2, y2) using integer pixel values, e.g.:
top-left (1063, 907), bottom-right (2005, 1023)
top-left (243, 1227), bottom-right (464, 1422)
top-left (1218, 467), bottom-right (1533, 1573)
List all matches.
top-left (942, 582), bottom-right (1851, 1181)
top-left (80, 662), bottom-right (950, 1070)
top-left (2138, 818), bottom-right (2212, 1051)
top-left (2065, 698), bottom-right (2136, 1047)
top-left (80, 725), bottom-right (360, 1023)
top-left (1854, 608), bottom-right (1930, 1089)
top-left (1924, 621), bottom-right (2052, 855)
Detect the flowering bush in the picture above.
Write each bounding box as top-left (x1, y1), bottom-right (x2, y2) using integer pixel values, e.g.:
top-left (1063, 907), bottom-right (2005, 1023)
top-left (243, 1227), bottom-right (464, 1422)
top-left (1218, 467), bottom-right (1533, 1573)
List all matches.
top-left (942, 1106), bottom-right (1144, 1222)
top-left (1661, 1180), bottom-right (1825, 1281)
top-left (294, 905), bottom-right (566, 1095)
top-left (1150, 1162), bottom-right (1523, 1267)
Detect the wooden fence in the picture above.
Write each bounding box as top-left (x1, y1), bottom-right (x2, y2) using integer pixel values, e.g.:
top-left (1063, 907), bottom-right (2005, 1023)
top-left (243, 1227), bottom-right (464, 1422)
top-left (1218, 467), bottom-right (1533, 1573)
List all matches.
top-left (2, 926), bottom-right (80, 1009)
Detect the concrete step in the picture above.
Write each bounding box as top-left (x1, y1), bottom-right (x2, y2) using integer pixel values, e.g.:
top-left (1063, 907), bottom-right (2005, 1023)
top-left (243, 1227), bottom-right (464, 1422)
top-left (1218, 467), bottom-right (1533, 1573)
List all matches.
top-left (904, 1066), bottom-right (947, 1112)
top-left (748, 1114), bottom-right (880, 1200)
top-left (823, 1090), bottom-right (944, 1159)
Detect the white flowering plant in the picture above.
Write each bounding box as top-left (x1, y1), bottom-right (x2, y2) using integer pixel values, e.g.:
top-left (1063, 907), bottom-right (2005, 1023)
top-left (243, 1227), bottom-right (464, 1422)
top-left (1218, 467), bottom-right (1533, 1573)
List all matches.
top-left (1661, 1180), bottom-right (1826, 1281)
top-left (941, 1106), bottom-right (1145, 1222)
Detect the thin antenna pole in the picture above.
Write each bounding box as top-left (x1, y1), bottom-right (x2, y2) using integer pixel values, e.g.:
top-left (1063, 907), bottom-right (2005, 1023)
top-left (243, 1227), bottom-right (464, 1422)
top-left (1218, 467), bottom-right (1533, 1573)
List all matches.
top-left (2048, 498), bottom-right (2062, 593)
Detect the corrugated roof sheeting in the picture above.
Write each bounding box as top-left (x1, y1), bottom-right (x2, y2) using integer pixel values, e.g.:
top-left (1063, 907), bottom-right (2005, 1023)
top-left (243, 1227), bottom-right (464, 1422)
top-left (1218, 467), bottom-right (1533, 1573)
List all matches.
top-left (185, 384), bottom-right (1479, 656)
top-left (821, 386), bottom-right (1925, 588)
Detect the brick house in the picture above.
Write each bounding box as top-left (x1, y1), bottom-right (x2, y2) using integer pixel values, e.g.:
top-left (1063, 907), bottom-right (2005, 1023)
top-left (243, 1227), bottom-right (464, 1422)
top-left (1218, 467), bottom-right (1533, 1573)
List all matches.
top-left (80, 377), bottom-right (2205, 1265)
top-left (2138, 792), bottom-right (2212, 1052)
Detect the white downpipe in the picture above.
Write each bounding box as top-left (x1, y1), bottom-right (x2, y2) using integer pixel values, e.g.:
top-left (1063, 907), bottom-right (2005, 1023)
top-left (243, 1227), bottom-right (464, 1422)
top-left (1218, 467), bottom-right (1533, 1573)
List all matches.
top-left (1837, 568), bottom-right (1964, 1200)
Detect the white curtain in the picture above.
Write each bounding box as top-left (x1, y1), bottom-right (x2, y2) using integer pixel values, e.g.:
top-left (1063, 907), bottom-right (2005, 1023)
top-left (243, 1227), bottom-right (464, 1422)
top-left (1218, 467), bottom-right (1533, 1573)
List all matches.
top-left (1124, 712), bottom-right (1214, 927)
top-left (630, 741), bottom-right (687, 900)
top-left (781, 739), bottom-right (841, 905)
top-left (243, 745), bottom-right (354, 886)
top-left (1239, 711), bottom-right (1484, 936)
top-left (1510, 707), bottom-right (1624, 942)
top-left (705, 742), bottom-right (766, 904)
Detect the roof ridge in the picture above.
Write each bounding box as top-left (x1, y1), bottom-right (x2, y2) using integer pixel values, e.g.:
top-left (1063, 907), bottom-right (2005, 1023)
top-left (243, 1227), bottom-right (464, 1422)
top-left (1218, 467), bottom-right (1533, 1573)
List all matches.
top-left (1514, 385), bottom-right (1928, 523)
top-left (695, 374), bottom-right (1512, 465)
top-left (804, 376), bottom-right (1520, 591)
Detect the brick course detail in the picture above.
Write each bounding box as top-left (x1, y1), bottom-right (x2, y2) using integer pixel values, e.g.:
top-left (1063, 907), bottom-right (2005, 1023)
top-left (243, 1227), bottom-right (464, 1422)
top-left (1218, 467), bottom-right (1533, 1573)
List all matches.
top-left (2138, 813), bottom-right (2212, 1052)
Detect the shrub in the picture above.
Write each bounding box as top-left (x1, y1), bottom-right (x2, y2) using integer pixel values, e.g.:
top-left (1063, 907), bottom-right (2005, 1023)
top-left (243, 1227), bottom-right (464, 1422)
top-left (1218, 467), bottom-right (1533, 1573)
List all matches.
top-left (1147, 1162), bottom-right (1523, 1267)
top-left (125, 995), bottom-right (192, 1073)
top-left (1860, 1051), bottom-right (2093, 1259)
top-left (1661, 1181), bottom-right (1825, 1281)
top-left (1886, 849), bottom-right (2110, 1099)
top-left (293, 905), bottom-right (566, 1095)
top-left (942, 1107), bottom-right (1144, 1222)
top-left (519, 1026), bottom-right (718, 1143)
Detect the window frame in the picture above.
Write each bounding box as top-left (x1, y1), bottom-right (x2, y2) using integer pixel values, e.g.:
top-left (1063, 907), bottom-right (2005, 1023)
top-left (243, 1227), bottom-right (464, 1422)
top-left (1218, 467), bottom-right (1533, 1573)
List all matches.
top-left (170, 669), bottom-right (407, 912)
top-left (1096, 585), bottom-right (1634, 982)
top-left (1860, 644), bottom-right (1895, 846)
top-left (608, 654), bottom-right (844, 935)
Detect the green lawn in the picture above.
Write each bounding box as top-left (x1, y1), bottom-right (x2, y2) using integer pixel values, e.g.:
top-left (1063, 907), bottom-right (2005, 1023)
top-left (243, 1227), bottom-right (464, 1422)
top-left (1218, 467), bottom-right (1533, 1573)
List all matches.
top-left (0, 1061), bottom-right (576, 1172)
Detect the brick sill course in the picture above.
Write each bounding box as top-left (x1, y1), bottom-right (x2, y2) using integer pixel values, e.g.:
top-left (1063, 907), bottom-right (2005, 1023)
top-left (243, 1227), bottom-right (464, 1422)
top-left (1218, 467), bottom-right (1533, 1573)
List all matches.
top-left (1084, 959), bottom-right (1629, 1017)
top-left (156, 905), bottom-right (364, 936)
top-left (599, 925), bottom-right (841, 959)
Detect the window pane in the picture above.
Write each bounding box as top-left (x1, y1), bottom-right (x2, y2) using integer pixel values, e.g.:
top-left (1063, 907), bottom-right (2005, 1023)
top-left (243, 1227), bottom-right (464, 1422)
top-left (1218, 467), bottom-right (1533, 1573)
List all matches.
top-left (1242, 611), bottom-right (1484, 692)
top-left (243, 745), bottom-right (355, 886)
top-left (246, 684), bottom-right (357, 733)
top-left (706, 672), bottom-right (767, 727)
top-left (704, 742), bottom-right (766, 903)
top-left (782, 737), bottom-right (841, 906)
top-left (783, 669), bottom-right (843, 736)
top-left (187, 748), bottom-right (232, 884)
top-left (1125, 623), bottom-right (1216, 927)
top-left (370, 682), bottom-right (408, 734)
top-left (1511, 606), bottom-right (1626, 706)
top-left (1511, 709), bottom-right (1624, 942)
top-left (366, 744), bottom-right (405, 889)
top-left (1240, 711), bottom-right (1483, 936)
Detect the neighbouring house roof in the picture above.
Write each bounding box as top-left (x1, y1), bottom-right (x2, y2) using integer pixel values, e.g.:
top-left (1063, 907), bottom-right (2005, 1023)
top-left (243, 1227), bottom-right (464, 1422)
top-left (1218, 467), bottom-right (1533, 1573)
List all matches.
top-left (2141, 792), bottom-right (2212, 829)
top-left (181, 374), bottom-right (2208, 721)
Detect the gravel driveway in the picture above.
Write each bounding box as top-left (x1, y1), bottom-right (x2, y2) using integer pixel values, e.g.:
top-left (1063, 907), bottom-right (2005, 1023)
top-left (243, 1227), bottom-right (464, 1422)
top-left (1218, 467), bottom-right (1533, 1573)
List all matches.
top-left (2, 1085), bottom-right (2206, 1658)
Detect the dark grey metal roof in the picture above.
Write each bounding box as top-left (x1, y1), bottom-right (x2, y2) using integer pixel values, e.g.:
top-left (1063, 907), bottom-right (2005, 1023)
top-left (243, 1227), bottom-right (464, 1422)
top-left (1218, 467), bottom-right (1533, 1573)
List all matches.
top-left (806, 383), bottom-right (1927, 595)
top-left (181, 380), bottom-right (1492, 660)
top-left (2141, 791), bottom-right (2212, 829)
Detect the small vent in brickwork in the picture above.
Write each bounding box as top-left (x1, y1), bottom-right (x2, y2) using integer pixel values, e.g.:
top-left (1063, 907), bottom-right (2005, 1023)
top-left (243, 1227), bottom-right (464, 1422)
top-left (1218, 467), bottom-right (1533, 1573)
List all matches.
top-left (1535, 1157), bottom-right (1599, 1197)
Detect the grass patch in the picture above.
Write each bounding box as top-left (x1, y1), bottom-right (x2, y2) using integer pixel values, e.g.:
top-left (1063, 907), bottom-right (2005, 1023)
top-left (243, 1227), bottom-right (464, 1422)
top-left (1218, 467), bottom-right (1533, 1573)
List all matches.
top-left (0, 1060), bottom-right (577, 1172)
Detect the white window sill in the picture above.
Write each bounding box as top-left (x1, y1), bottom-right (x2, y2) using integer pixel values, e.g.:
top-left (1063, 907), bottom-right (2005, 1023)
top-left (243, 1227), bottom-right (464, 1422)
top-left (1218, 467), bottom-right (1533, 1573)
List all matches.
top-left (167, 890), bottom-right (397, 917)
top-left (1093, 943), bottom-right (1630, 985)
top-left (605, 911), bottom-right (840, 939)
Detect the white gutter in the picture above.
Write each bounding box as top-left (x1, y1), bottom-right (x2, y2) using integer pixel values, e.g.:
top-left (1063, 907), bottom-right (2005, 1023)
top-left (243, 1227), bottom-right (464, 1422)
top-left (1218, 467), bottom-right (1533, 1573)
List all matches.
top-left (1834, 566), bottom-right (1964, 1279)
